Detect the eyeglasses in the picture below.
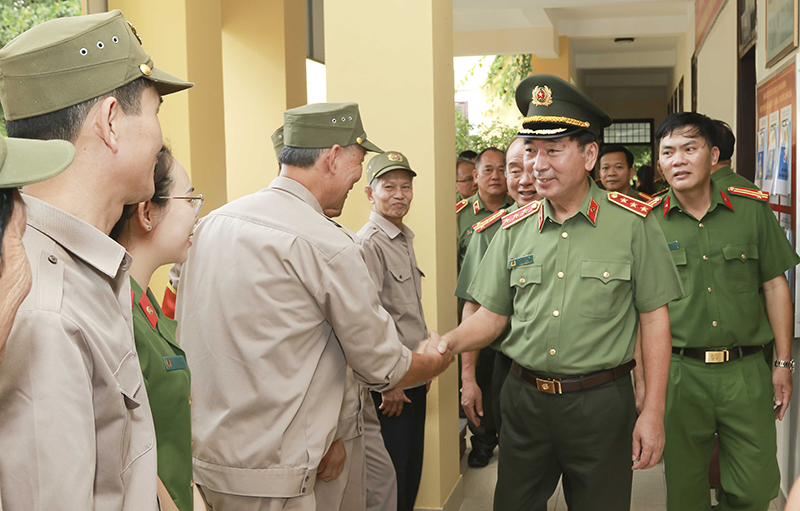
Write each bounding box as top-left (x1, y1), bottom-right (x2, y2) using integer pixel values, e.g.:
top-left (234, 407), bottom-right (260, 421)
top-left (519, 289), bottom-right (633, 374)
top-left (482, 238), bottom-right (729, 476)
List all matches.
top-left (158, 194), bottom-right (204, 216)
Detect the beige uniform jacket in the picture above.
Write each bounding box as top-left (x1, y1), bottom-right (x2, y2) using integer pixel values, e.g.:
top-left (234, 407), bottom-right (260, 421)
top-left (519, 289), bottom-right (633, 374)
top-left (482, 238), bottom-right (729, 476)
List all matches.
top-left (357, 212), bottom-right (427, 390)
top-left (0, 196), bottom-right (157, 510)
top-left (175, 177), bottom-right (412, 499)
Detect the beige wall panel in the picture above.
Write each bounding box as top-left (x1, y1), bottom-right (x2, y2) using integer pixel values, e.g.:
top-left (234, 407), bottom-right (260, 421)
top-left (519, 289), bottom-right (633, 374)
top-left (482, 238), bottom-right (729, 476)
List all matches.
top-left (696, 0), bottom-right (736, 135)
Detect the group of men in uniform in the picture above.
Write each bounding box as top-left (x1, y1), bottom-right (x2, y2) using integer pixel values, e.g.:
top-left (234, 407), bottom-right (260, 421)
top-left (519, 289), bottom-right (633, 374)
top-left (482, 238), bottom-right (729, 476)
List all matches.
top-left (446, 73), bottom-right (798, 511)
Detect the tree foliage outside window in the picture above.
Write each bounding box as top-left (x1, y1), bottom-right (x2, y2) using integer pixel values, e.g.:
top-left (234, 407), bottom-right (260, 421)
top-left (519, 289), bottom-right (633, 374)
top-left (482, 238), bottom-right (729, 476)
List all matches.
top-left (0, 0), bottom-right (82, 135)
top-left (455, 108), bottom-right (519, 156)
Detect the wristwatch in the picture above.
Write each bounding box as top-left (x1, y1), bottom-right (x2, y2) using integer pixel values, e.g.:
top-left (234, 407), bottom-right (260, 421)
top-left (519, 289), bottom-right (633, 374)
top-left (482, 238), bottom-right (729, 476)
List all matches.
top-left (774, 359), bottom-right (796, 372)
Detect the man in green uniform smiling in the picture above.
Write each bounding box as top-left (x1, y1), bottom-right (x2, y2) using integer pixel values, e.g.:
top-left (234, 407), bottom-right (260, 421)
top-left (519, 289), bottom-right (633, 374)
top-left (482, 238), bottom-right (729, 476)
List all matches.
top-left (653, 112), bottom-right (799, 511)
top-left (436, 74), bottom-right (684, 510)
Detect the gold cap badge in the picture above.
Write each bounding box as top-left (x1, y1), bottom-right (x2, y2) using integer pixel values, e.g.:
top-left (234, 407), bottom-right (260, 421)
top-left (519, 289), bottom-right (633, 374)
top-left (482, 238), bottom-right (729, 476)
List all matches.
top-left (357, 137), bottom-right (363, 144)
top-left (127, 21), bottom-right (143, 45)
top-left (140, 63), bottom-right (152, 76)
top-left (387, 153), bottom-right (403, 162)
top-left (532, 85), bottom-right (553, 107)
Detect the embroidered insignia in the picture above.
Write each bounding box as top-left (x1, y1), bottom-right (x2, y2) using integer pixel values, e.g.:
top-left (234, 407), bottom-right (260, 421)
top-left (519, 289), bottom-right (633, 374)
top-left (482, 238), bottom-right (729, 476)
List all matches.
top-left (467, 228), bottom-right (474, 235)
top-left (667, 241), bottom-right (680, 251)
top-left (663, 196), bottom-right (670, 217)
top-left (163, 356), bottom-right (188, 371)
top-left (387, 153), bottom-right (403, 162)
top-left (473, 200), bottom-right (480, 215)
top-left (509, 254), bottom-right (534, 268)
top-left (473, 209), bottom-right (506, 233)
top-left (502, 201), bottom-right (541, 229)
top-left (727, 186), bottom-right (769, 202)
top-left (532, 85), bottom-right (553, 107)
top-left (139, 292), bottom-right (158, 330)
top-left (456, 198), bottom-right (469, 213)
top-left (587, 198), bottom-right (599, 224)
top-left (538, 208), bottom-right (545, 230)
top-left (607, 192), bottom-right (653, 218)
top-left (720, 191), bottom-right (735, 211)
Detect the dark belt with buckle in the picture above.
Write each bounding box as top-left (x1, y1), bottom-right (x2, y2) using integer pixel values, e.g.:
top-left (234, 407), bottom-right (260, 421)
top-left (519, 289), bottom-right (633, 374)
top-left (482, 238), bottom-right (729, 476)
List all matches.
top-left (672, 345), bottom-right (763, 363)
top-left (511, 360), bottom-right (636, 395)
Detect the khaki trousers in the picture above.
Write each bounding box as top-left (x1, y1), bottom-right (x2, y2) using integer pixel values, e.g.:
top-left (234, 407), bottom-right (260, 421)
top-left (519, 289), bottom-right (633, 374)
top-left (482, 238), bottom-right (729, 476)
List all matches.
top-left (198, 486), bottom-right (316, 511)
top-left (315, 436), bottom-right (366, 511)
top-left (363, 391), bottom-right (398, 511)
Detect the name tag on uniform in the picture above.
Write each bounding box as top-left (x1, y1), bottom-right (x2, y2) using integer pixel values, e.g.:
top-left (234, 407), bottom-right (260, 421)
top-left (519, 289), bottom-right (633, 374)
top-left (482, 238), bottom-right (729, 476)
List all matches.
top-left (668, 241), bottom-right (680, 251)
top-left (509, 254), bottom-right (534, 268)
top-left (163, 356), bottom-right (187, 371)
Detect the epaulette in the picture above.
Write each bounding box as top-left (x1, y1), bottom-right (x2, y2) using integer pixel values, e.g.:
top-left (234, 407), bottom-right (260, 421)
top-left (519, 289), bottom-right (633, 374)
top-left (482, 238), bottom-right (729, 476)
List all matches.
top-left (638, 192), bottom-right (654, 201)
top-left (502, 201), bottom-right (540, 229)
top-left (324, 216), bottom-right (353, 241)
top-left (473, 209), bottom-right (506, 233)
top-left (645, 196), bottom-right (663, 208)
top-left (726, 186), bottom-right (769, 202)
top-left (456, 198), bottom-right (469, 213)
top-left (607, 192), bottom-right (653, 218)
top-left (652, 187), bottom-right (669, 197)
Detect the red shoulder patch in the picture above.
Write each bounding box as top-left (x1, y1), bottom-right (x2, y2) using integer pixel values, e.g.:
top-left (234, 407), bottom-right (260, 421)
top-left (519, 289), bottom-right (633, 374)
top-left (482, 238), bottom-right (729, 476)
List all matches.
top-left (456, 199), bottom-right (469, 213)
top-left (607, 192), bottom-right (653, 218)
top-left (502, 201), bottom-right (540, 229)
top-left (726, 186), bottom-right (769, 202)
top-left (473, 209), bottom-right (506, 233)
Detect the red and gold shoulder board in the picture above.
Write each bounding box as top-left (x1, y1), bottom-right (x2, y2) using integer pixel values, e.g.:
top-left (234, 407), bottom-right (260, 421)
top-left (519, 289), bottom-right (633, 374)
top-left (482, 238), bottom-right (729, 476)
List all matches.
top-left (646, 196), bottom-right (663, 208)
top-left (726, 186), bottom-right (769, 202)
top-left (652, 188), bottom-right (669, 197)
top-left (473, 209), bottom-right (506, 233)
top-left (456, 198), bottom-right (469, 213)
top-left (607, 192), bottom-right (653, 218)
top-left (502, 201), bottom-right (540, 229)
top-left (638, 192), bottom-right (654, 201)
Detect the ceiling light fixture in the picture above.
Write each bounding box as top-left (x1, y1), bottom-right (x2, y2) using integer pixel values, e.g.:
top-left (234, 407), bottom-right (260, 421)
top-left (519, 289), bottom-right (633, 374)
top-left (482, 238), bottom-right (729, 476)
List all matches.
top-left (614, 37), bottom-right (635, 44)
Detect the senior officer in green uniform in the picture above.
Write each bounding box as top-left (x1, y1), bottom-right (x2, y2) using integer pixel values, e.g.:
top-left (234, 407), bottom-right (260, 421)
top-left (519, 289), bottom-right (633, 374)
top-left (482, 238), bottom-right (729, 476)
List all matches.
top-left (436, 74), bottom-right (684, 511)
top-left (652, 112), bottom-right (799, 511)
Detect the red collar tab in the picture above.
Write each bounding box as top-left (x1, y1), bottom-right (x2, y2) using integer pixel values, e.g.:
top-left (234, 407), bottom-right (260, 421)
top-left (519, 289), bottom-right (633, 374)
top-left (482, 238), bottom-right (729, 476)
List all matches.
top-left (726, 186), bottom-right (769, 202)
top-left (162, 284), bottom-right (177, 320)
top-left (473, 209), bottom-right (506, 233)
top-left (138, 291), bottom-right (158, 330)
top-left (607, 192), bottom-right (653, 218)
top-left (587, 198), bottom-right (599, 224)
top-left (502, 201), bottom-right (541, 230)
top-left (720, 191), bottom-right (735, 211)
top-left (473, 200), bottom-right (480, 214)
top-left (456, 198), bottom-right (469, 213)
top-left (663, 196), bottom-right (670, 217)
top-left (130, 290), bottom-right (135, 308)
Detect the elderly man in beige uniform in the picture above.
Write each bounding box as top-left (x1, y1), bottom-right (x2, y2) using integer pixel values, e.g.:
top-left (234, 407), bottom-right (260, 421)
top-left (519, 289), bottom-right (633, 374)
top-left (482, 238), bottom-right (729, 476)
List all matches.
top-left (177, 103), bottom-right (453, 511)
top-left (0, 11), bottom-right (193, 511)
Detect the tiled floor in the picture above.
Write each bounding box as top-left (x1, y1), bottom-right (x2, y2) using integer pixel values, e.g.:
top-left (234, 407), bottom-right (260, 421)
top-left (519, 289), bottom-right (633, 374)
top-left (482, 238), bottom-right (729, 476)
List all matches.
top-left (457, 445), bottom-right (782, 511)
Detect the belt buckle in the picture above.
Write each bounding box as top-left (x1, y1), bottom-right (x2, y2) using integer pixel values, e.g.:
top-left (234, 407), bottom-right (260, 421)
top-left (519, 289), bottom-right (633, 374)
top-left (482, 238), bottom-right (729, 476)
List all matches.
top-left (536, 378), bottom-right (562, 394)
top-left (704, 349), bottom-right (729, 363)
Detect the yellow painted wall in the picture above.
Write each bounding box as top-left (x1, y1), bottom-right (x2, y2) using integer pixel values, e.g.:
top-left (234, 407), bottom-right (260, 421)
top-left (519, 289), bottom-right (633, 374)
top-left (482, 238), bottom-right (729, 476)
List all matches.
top-left (696, 0), bottom-right (736, 134)
top-left (325, 0), bottom-right (461, 508)
top-left (673, 4), bottom-right (695, 113)
top-left (221, 0), bottom-right (307, 202)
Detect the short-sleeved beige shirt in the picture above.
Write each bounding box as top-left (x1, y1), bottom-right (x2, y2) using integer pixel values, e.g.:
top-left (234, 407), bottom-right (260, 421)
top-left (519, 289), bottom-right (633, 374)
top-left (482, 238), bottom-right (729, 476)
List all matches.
top-left (358, 212), bottom-right (428, 388)
top-left (176, 177), bottom-right (412, 499)
top-left (0, 196), bottom-right (157, 511)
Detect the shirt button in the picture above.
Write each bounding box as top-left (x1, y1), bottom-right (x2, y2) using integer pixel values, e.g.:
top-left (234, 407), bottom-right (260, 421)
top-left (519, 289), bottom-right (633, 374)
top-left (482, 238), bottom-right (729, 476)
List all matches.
top-left (712, 321), bottom-right (718, 327)
top-left (48, 255), bottom-right (58, 264)
top-left (189, 396), bottom-right (193, 405)
top-left (557, 271), bottom-right (564, 279)
top-left (602, 271), bottom-right (610, 279)
top-left (302, 488), bottom-right (307, 494)
top-left (699, 223), bottom-right (704, 228)
top-left (552, 310), bottom-right (560, 317)
top-left (707, 287), bottom-right (713, 293)
top-left (519, 278), bottom-right (526, 285)
top-left (190, 480), bottom-right (195, 488)
top-left (740, 254), bottom-right (746, 260)
top-left (561, 232), bottom-right (569, 239)
top-left (549, 349), bottom-right (556, 355)
top-left (703, 255), bottom-right (708, 261)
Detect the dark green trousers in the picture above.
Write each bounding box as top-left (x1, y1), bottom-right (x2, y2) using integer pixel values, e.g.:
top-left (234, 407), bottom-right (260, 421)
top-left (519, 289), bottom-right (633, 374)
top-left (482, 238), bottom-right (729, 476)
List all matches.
top-left (468, 347), bottom-right (498, 452)
top-left (495, 370), bottom-right (636, 511)
top-left (664, 352), bottom-right (779, 511)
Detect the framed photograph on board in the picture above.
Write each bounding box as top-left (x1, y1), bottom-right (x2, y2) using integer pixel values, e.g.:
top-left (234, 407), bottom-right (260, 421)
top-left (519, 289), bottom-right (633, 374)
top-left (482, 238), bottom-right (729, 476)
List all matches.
top-left (766, 0), bottom-right (799, 67)
top-left (739, 0), bottom-right (757, 56)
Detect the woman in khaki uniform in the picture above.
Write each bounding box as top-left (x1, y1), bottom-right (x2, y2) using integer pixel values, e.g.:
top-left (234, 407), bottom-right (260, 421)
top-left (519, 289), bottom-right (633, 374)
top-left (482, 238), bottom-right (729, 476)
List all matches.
top-left (112, 146), bottom-right (204, 511)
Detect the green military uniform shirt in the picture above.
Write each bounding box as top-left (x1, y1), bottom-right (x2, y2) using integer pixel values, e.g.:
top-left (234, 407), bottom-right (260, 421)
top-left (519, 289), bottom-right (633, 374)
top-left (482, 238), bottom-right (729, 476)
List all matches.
top-left (711, 165), bottom-right (760, 190)
top-left (654, 183), bottom-right (800, 348)
top-left (457, 192), bottom-right (513, 271)
top-left (468, 179), bottom-right (684, 374)
top-left (131, 278), bottom-right (193, 511)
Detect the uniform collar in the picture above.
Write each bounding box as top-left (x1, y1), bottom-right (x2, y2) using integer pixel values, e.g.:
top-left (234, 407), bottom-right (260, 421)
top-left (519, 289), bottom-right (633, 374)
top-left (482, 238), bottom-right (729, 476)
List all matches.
top-left (538, 178), bottom-right (602, 231)
top-left (710, 165), bottom-right (734, 182)
top-left (473, 191), bottom-right (513, 214)
top-left (663, 180), bottom-right (734, 218)
top-left (269, 176), bottom-right (324, 215)
top-left (369, 211), bottom-right (413, 240)
top-left (22, 194), bottom-right (130, 279)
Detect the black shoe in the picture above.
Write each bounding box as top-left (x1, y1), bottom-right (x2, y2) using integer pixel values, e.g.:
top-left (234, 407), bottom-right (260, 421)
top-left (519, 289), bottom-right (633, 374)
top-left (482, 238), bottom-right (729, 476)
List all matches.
top-left (468, 448), bottom-right (493, 468)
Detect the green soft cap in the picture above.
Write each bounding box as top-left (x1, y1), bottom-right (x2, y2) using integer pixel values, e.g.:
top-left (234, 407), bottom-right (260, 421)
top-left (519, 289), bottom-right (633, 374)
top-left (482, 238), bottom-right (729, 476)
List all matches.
top-left (0, 136), bottom-right (75, 188)
top-left (283, 102), bottom-right (382, 153)
top-left (0, 9), bottom-right (194, 121)
top-left (515, 74), bottom-right (611, 139)
top-left (271, 125), bottom-right (284, 162)
top-left (366, 151), bottom-right (416, 184)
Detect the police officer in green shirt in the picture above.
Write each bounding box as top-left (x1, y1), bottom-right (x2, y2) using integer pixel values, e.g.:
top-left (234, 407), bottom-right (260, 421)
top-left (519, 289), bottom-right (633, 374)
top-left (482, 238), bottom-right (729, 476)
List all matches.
top-left (436, 74), bottom-right (684, 510)
top-left (653, 112), bottom-right (799, 511)
top-left (598, 144), bottom-right (650, 201)
top-left (711, 119), bottom-right (760, 190)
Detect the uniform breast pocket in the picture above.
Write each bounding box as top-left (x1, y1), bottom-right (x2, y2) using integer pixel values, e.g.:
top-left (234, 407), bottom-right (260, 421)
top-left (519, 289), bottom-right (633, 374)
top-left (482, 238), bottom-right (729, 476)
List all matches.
top-left (670, 248), bottom-right (691, 295)
top-left (115, 351), bottom-right (155, 474)
top-left (577, 260), bottom-right (632, 319)
top-left (389, 266), bottom-right (417, 305)
top-left (721, 243), bottom-right (760, 293)
top-left (511, 264), bottom-right (542, 321)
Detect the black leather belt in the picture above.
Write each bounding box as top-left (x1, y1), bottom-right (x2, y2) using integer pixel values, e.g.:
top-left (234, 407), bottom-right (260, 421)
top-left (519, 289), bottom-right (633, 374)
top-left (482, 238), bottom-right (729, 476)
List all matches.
top-left (511, 360), bottom-right (636, 395)
top-left (672, 345), bottom-right (764, 363)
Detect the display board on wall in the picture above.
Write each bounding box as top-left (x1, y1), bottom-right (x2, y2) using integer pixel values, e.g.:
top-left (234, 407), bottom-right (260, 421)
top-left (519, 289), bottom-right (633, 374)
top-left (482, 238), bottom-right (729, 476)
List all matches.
top-left (696, 0), bottom-right (728, 52)
top-left (756, 59), bottom-right (799, 334)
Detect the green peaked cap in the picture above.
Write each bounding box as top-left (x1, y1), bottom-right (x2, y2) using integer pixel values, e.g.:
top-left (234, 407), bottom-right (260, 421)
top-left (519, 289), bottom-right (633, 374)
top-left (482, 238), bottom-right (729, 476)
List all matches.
top-left (0, 9), bottom-right (193, 121)
top-left (283, 102), bottom-right (382, 153)
top-left (0, 136), bottom-right (75, 188)
top-left (366, 151), bottom-right (416, 184)
top-left (515, 74), bottom-right (611, 139)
